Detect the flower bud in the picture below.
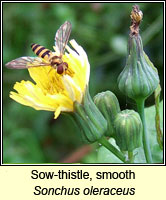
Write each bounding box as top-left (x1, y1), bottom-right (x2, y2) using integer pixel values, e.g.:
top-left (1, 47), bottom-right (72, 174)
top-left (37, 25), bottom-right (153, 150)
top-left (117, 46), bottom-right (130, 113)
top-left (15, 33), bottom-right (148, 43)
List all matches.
top-left (94, 91), bottom-right (121, 137)
top-left (73, 88), bottom-right (107, 143)
top-left (114, 109), bottom-right (142, 151)
top-left (118, 34), bottom-right (159, 102)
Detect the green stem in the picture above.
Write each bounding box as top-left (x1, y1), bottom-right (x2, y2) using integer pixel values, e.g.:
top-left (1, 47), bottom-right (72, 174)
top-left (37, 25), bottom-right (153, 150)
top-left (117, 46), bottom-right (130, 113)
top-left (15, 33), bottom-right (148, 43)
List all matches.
top-left (128, 151), bottom-right (134, 163)
top-left (98, 136), bottom-right (128, 163)
top-left (136, 99), bottom-right (153, 163)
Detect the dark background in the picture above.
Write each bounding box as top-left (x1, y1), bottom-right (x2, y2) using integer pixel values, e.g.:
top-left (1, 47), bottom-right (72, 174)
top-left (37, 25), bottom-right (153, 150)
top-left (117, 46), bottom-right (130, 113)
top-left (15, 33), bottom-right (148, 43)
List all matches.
top-left (3, 2), bottom-right (163, 163)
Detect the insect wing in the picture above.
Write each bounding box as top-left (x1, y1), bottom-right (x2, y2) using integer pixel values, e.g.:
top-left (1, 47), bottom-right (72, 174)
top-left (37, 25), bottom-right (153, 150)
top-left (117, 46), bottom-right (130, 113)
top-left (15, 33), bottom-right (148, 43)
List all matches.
top-left (55, 21), bottom-right (72, 56)
top-left (5, 57), bottom-right (49, 69)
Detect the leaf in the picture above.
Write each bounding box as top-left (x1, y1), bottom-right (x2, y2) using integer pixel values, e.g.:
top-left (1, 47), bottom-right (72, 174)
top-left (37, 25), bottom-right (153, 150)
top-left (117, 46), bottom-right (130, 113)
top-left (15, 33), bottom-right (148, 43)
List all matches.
top-left (154, 84), bottom-right (163, 149)
top-left (145, 100), bottom-right (163, 163)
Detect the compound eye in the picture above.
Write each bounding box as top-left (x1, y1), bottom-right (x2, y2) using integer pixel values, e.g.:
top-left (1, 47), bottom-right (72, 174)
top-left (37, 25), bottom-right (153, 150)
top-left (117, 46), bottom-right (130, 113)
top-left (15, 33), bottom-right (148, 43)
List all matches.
top-left (57, 64), bottom-right (64, 74)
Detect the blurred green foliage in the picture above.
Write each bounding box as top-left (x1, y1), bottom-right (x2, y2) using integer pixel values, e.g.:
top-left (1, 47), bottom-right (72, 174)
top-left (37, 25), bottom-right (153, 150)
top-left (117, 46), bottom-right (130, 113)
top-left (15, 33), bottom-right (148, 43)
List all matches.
top-left (3, 2), bottom-right (163, 163)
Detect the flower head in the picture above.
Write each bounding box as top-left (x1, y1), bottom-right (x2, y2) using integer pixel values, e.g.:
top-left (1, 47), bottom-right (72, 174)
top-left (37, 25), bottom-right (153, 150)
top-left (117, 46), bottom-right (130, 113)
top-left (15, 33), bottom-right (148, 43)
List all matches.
top-left (10, 40), bottom-right (90, 119)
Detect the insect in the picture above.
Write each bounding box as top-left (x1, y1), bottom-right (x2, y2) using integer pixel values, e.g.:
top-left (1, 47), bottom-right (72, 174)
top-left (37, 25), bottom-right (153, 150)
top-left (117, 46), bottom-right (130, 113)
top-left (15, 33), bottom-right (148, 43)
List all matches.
top-left (5, 21), bottom-right (72, 75)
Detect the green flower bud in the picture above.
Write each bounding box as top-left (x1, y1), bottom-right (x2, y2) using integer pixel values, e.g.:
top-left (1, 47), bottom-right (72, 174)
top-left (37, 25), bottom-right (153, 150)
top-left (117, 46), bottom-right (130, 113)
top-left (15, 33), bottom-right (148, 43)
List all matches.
top-left (114, 109), bottom-right (142, 151)
top-left (94, 91), bottom-right (121, 137)
top-left (73, 88), bottom-right (107, 143)
top-left (118, 34), bottom-right (159, 102)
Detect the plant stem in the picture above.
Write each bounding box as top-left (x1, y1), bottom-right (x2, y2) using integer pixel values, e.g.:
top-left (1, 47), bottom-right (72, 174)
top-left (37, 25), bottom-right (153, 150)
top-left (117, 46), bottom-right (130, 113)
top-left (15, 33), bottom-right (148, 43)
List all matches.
top-left (136, 99), bottom-right (153, 163)
top-left (98, 136), bottom-right (128, 163)
top-left (128, 151), bottom-right (134, 163)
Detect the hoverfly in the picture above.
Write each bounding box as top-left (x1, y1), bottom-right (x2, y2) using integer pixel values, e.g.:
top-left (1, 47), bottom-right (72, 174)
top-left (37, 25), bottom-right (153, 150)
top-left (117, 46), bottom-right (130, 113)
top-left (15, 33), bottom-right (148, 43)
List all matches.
top-left (5, 21), bottom-right (72, 75)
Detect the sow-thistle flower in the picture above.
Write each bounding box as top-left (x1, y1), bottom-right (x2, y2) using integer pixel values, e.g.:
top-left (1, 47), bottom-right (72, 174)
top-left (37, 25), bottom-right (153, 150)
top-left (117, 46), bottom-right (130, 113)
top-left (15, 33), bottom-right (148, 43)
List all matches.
top-left (9, 39), bottom-right (90, 119)
top-left (6, 21), bottom-right (107, 144)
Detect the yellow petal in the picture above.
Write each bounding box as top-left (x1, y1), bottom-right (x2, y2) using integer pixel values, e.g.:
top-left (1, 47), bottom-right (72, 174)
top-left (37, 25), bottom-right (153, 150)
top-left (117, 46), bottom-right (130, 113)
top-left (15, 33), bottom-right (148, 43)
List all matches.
top-left (28, 66), bottom-right (65, 95)
top-left (10, 81), bottom-right (73, 113)
top-left (54, 106), bottom-right (61, 119)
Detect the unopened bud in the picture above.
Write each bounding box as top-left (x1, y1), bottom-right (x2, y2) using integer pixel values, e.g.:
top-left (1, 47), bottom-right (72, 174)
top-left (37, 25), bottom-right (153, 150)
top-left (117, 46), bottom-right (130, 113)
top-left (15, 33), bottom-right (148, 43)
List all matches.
top-left (118, 34), bottom-right (159, 102)
top-left (94, 91), bottom-right (121, 137)
top-left (114, 109), bottom-right (142, 151)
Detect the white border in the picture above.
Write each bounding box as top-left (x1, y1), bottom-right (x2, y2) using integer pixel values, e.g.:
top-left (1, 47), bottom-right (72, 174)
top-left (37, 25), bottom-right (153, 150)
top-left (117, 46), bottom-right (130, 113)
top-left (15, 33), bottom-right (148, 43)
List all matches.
top-left (1, 0), bottom-right (165, 166)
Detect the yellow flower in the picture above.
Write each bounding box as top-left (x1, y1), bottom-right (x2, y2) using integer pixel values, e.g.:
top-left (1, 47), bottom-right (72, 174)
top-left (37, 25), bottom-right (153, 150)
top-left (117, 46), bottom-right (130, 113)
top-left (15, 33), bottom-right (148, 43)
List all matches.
top-left (10, 40), bottom-right (90, 119)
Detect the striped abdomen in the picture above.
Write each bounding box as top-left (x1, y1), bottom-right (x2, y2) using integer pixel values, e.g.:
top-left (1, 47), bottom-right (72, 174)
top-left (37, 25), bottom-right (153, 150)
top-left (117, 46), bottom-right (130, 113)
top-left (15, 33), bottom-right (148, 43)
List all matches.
top-left (31, 43), bottom-right (51, 60)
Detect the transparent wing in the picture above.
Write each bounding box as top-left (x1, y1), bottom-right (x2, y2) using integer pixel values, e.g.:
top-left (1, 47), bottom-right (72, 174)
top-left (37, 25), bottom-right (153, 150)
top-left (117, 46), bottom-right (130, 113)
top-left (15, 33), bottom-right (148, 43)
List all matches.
top-left (55, 21), bottom-right (72, 56)
top-left (5, 56), bottom-right (50, 69)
